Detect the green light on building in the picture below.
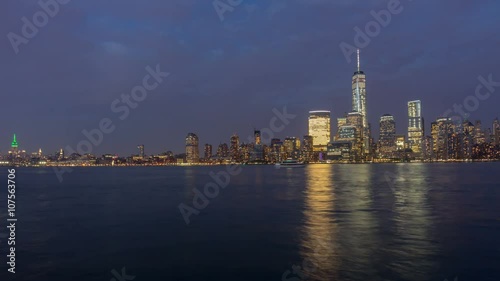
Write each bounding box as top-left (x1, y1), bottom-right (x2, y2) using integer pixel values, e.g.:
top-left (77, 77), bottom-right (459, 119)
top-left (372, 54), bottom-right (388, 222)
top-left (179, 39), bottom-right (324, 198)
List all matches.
top-left (11, 134), bottom-right (18, 148)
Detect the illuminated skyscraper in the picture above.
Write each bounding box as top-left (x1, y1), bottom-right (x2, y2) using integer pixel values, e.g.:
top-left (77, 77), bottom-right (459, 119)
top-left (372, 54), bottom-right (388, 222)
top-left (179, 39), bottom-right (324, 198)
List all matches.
top-left (337, 126), bottom-right (357, 141)
top-left (335, 116), bottom-right (347, 140)
top-left (137, 144), bottom-right (145, 158)
top-left (270, 138), bottom-right (283, 162)
top-left (474, 120), bottom-right (485, 144)
top-left (56, 148), bottom-right (65, 161)
top-left (431, 117), bottom-right (453, 160)
top-left (351, 49), bottom-right (370, 155)
top-left (302, 135), bottom-right (314, 162)
top-left (254, 130), bottom-right (261, 145)
top-left (462, 120), bottom-right (475, 159)
top-left (251, 130), bottom-right (264, 161)
top-left (379, 114), bottom-right (396, 157)
top-left (423, 135), bottom-right (433, 160)
top-left (408, 100), bottom-right (424, 155)
top-left (395, 135), bottom-right (406, 151)
top-left (308, 111), bottom-right (331, 152)
top-left (239, 143), bottom-right (251, 162)
top-left (284, 137), bottom-right (301, 159)
top-left (493, 118), bottom-right (500, 145)
top-left (346, 112), bottom-right (364, 159)
top-left (204, 144), bottom-right (212, 160)
top-left (11, 134), bottom-right (18, 154)
top-left (217, 143), bottom-right (229, 158)
top-left (185, 133), bottom-right (199, 163)
top-left (230, 134), bottom-right (240, 161)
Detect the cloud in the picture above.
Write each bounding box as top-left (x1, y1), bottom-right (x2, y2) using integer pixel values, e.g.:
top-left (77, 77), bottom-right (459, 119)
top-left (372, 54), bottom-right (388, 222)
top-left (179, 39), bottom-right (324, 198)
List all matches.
top-left (1, 0), bottom-right (500, 154)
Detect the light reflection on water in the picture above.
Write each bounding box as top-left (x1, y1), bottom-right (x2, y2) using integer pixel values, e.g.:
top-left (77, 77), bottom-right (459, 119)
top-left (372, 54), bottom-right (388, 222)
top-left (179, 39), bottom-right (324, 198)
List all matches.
top-left (301, 165), bottom-right (339, 280)
top-left (390, 164), bottom-right (437, 281)
top-left (2, 164), bottom-right (499, 281)
top-left (298, 164), bottom-right (440, 281)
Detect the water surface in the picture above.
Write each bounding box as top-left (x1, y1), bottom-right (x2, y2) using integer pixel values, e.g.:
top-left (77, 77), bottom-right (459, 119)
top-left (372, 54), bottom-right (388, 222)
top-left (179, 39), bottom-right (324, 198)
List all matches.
top-left (0, 163), bottom-right (499, 280)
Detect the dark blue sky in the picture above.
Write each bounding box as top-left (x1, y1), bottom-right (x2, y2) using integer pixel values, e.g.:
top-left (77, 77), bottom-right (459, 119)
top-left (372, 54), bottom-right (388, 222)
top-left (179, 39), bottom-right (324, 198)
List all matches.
top-left (1, 0), bottom-right (500, 155)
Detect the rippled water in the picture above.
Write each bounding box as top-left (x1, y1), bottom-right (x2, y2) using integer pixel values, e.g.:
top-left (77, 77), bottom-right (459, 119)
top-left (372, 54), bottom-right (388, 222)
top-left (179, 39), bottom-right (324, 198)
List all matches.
top-left (0, 163), bottom-right (499, 281)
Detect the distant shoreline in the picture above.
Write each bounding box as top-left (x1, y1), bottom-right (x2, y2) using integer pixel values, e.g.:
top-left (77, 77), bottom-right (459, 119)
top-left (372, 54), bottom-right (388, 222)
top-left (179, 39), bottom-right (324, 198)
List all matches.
top-left (4, 159), bottom-right (500, 168)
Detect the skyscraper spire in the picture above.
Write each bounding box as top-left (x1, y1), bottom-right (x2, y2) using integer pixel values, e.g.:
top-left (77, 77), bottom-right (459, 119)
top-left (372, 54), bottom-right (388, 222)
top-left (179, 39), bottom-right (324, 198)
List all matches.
top-left (11, 134), bottom-right (18, 148)
top-left (351, 48), bottom-right (370, 158)
top-left (357, 49), bottom-right (360, 72)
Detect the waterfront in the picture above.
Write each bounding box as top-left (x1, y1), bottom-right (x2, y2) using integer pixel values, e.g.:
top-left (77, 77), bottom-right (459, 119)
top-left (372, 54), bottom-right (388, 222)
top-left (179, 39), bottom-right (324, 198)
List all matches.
top-left (0, 163), bottom-right (499, 280)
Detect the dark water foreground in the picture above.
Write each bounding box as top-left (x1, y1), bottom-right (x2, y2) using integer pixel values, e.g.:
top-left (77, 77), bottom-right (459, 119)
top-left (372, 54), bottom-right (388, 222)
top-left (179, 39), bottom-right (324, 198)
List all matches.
top-left (0, 163), bottom-right (499, 281)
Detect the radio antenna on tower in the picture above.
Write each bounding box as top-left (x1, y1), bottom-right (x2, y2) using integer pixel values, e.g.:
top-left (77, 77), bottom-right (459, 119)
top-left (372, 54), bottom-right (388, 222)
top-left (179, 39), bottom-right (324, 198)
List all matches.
top-left (357, 49), bottom-right (360, 72)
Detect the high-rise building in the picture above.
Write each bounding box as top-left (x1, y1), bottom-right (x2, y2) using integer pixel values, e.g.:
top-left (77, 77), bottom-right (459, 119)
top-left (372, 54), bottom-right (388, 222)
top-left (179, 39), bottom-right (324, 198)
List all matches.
top-left (230, 134), bottom-right (240, 161)
top-left (378, 114), bottom-right (396, 158)
top-left (137, 144), bottom-right (145, 158)
top-left (204, 144), bottom-right (212, 160)
top-left (185, 133), bottom-right (199, 163)
top-left (271, 138), bottom-right (281, 147)
top-left (217, 143), bottom-right (229, 158)
top-left (351, 49), bottom-right (370, 155)
top-left (463, 120), bottom-right (475, 135)
top-left (302, 135), bottom-right (314, 162)
top-left (462, 120), bottom-right (474, 159)
top-left (254, 130), bottom-right (261, 145)
top-left (283, 137), bottom-right (300, 151)
top-left (283, 137), bottom-right (301, 159)
top-left (11, 134), bottom-right (19, 155)
top-left (308, 111), bottom-right (331, 152)
top-left (239, 143), bottom-right (251, 162)
top-left (337, 126), bottom-right (357, 140)
top-left (326, 141), bottom-right (352, 161)
top-left (408, 100), bottom-right (424, 155)
top-left (263, 144), bottom-right (271, 162)
top-left (249, 129), bottom-right (264, 161)
top-left (56, 148), bottom-right (65, 161)
top-left (485, 128), bottom-right (492, 143)
top-left (395, 135), bottom-right (406, 151)
top-left (474, 120), bottom-right (486, 144)
top-left (251, 144), bottom-right (264, 161)
top-left (336, 116), bottom-right (347, 140)
top-left (431, 117), bottom-right (454, 160)
top-left (423, 135), bottom-right (433, 160)
top-left (345, 112), bottom-right (364, 159)
top-left (335, 125), bottom-right (356, 160)
top-left (493, 118), bottom-right (500, 145)
top-left (270, 138), bottom-right (283, 163)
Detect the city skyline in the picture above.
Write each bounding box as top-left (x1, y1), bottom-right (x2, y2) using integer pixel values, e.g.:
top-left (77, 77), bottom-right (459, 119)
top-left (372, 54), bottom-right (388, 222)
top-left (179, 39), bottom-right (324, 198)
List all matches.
top-left (2, 0), bottom-right (500, 155)
top-left (3, 69), bottom-right (499, 157)
top-left (4, 112), bottom-right (500, 160)
top-left (4, 47), bottom-right (499, 156)
top-left (3, 2), bottom-right (500, 280)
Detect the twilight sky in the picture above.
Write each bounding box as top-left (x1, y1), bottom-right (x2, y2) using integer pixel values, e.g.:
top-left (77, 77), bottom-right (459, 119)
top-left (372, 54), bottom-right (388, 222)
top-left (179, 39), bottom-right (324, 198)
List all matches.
top-left (1, 0), bottom-right (500, 155)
